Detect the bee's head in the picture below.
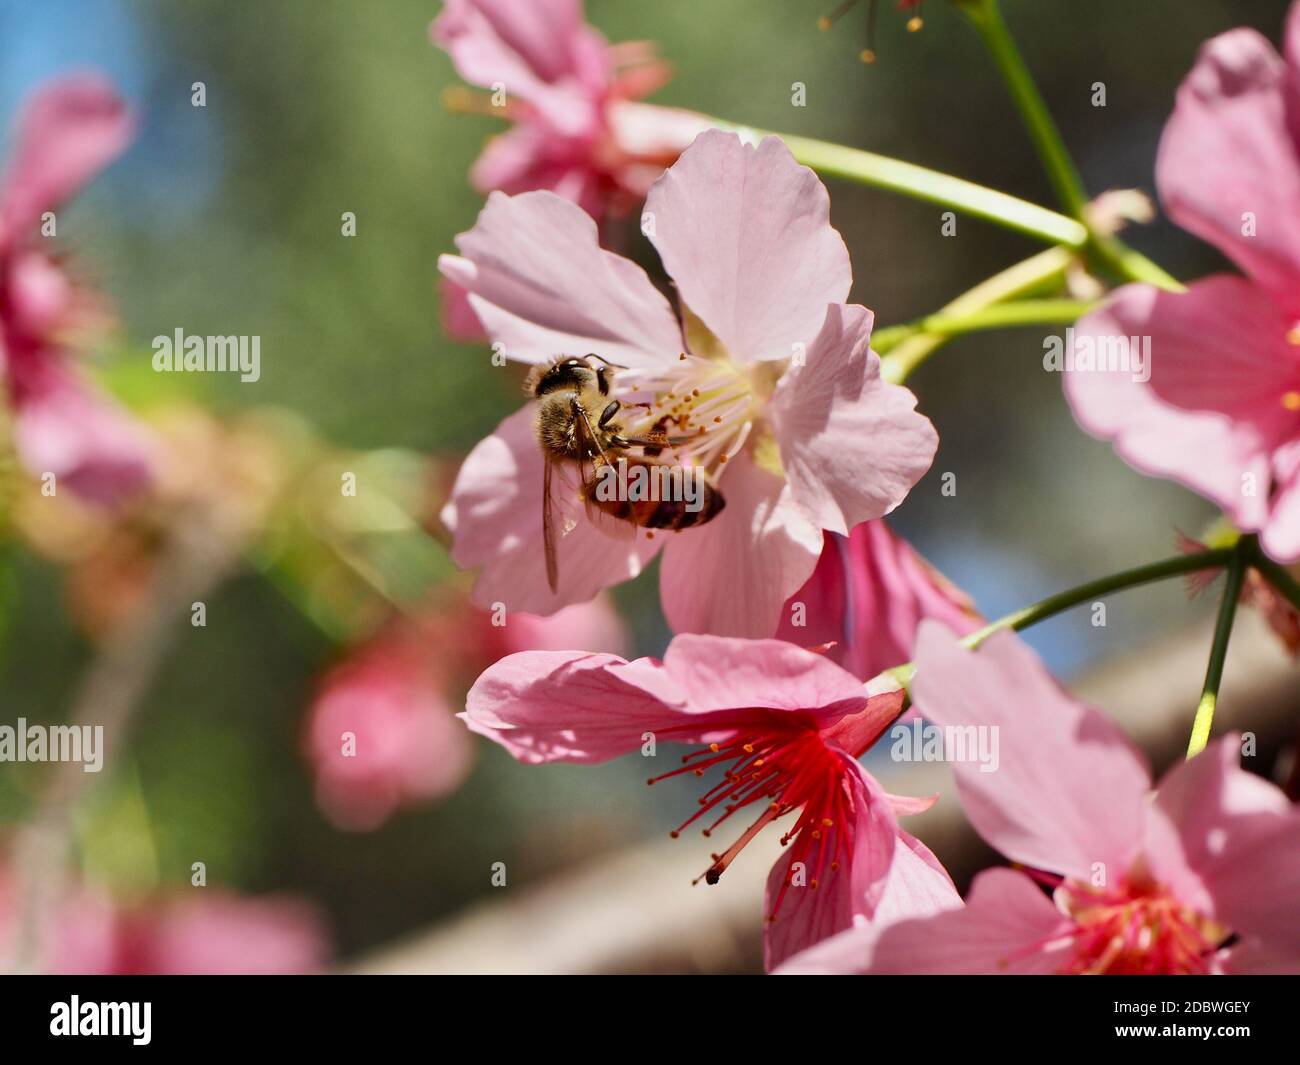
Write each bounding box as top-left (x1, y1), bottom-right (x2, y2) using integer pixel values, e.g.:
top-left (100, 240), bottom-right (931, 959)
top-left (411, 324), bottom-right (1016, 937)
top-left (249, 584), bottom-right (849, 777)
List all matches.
top-left (531, 355), bottom-right (612, 397)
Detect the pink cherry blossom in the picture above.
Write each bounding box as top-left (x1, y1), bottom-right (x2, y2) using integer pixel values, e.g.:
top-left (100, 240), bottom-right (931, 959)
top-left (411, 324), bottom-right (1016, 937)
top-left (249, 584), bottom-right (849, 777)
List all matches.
top-left (776, 519), bottom-right (980, 679)
top-left (0, 74), bottom-right (152, 504)
top-left (304, 593), bottom-right (627, 830)
top-left (1065, 5), bottom-right (1300, 562)
top-left (779, 624), bottom-right (1300, 974)
top-left (0, 876), bottom-right (327, 974)
top-left (431, 0), bottom-right (707, 221)
top-left (463, 633), bottom-right (955, 970)
top-left (305, 618), bottom-right (474, 831)
top-left (440, 130), bottom-right (938, 637)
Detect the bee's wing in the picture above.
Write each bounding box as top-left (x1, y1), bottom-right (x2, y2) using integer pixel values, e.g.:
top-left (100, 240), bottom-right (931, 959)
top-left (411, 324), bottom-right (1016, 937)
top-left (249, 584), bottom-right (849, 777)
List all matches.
top-left (542, 454), bottom-right (560, 593)
top-left (578, 452), bottom-right (640, 542)
top-left (543, 455), bottom-right (596, 591)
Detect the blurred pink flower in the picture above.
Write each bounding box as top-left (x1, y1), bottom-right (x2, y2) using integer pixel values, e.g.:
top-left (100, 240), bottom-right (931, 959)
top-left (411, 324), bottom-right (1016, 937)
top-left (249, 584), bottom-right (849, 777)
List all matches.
top-left (440, 130), bottom-right (937, 637)
top-left (776, 519), bottom-right (980, 679)
top-left (780, 624), bottom-right (1300, 974)
top-left (304, 593), bottom-right (627, 830)
top-left (464, 634), bottom-right (955, 970)
top-left (306, 620), bottom-right (473, 831)
top-left (431, 0), bottom-right (707, 221)
top-left (115, 892), bottom-right (328, 975)
top-left (0, 74), bottom-right (153, 504)
top-left (1065, 5), bottom-right (1300, 563)
top-left (0, 878), bottom-right (327, 974)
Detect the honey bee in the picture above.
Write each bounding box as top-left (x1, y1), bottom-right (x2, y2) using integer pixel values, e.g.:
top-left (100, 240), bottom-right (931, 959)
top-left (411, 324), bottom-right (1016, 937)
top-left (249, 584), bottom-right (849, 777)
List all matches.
top-left (528, 354), bottom-right (726, 591)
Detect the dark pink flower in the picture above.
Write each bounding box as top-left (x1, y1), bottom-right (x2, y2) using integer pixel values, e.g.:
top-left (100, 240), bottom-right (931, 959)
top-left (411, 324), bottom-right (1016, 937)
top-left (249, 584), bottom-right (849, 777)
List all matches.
top-left (780, 624), bottom-right (1300, 974)
top-left (440, 131), bottom-right (937, 636)
top-left (776, 519), bottom-right (980, 679)
top-left (432, 0), bottom-right (706, 221)
top-left (0, 74), bottom-right (152, 504)
top-left (1065, 5), bottom-right (1300, 562)
top-left (464, 634), bottom-right (955, 969)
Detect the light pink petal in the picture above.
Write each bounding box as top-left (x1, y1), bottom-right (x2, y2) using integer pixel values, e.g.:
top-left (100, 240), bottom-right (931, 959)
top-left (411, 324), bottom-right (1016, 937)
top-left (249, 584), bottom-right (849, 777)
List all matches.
top-left (913, 624), bottom-right (1150, 880)
top-left (1147, 734), bottom-right (1289, 890)
top-left (885, 792), bottom-right (938, 817)
top-left (1222, 939), bottom-right (1300, 975)
top-left (1134, 277), bottom-right (1300, 423)
top-left (431, 0), bottom-right (607, 136)
top-left (438, 190), bottom-right (681, 367)
top-left (775, 832), bottom-right (961, 974)
top-left (1156, 26), bottom-right (1300, 315)
top-left (468, 123), bottom-right (606, 217)
top-left (659, 449), bottom-right (823, 638)
top-left (1260, 448), bottom-right (1300, 561)
top-left (779, 867), bottom-right (1070, 975)
top-left (10, 360), bottom-right (152, 505)
top-left (1147, 736), bottom-right (1300, 964)
top-left (441, 405), bottom-right (659, 614)
top-left (771, 304), bottom-right (937, 534)
top-left (777, 520), bottom-right (980, 680)
top-left (658, 633), bottom-right (870, 718)
top-left (644, 131), bottom-right (851, 364)
top-left (762, 760), bottom-right (897, 971)
top-left (1286, 0), bottom-right (1300, 146)
top-left (439, 277), bottom-right (487, 342)
top-left (1064, 283), bottom-right (1281, 536)
top-left (605, 99), bottom-right (713, 165)
top-left (0, 73), bottom-right (134, 247)
top-left (870, 831), bottom-right (961, 923)
top-left (1202, 814), bottom-right (1300, 967)
top-left (464, 647), bottom-right (779, 763)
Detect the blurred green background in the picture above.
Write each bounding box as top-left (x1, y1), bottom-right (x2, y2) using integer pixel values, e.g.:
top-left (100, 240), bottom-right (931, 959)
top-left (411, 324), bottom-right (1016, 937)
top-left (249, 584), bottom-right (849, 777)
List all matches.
top-left (0, 0), bottom-right (1287, 961)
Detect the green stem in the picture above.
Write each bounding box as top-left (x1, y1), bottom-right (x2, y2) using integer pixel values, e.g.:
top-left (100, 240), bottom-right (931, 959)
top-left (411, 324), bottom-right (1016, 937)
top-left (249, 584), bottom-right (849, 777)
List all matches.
top-left (880, 245), bottom-right (1071, 381)
top-left (724, 125), bottom-right (1088, 249)
top-left (872, 297), bottom-right (1095, 354)
top-left (961, 0), bottom-right (1087, 216)
top-left (1252, 552), bottom-right (1300, 615)
top-left (1187, 537), bottom-right (1252, 758)
top-left (959, 0), bottom-right (1183, 293)
top-left (886, 548), bottom-right (1234, 689)
top-left (1090, 233), bottom-right (1185, 293)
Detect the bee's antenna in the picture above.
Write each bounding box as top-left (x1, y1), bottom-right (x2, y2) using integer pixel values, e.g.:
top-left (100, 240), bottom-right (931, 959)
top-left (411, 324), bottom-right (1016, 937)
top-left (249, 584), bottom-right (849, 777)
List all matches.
top-left (585, 353), bottom-right (628, 370)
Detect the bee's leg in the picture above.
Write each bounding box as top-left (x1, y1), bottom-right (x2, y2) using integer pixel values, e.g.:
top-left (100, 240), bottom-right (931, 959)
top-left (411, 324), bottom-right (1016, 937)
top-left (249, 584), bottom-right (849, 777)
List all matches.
top-left (598, 400), bottom-right (622, 429)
